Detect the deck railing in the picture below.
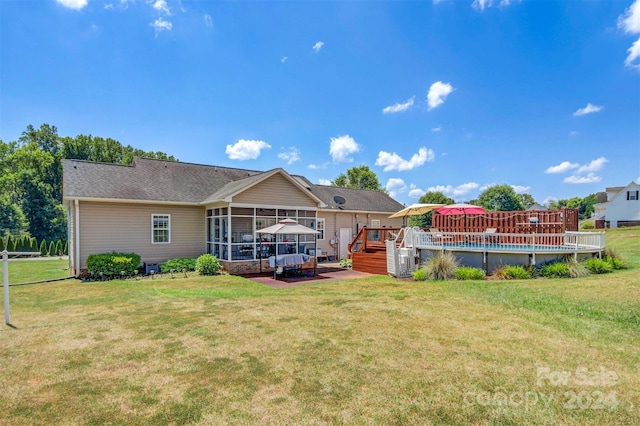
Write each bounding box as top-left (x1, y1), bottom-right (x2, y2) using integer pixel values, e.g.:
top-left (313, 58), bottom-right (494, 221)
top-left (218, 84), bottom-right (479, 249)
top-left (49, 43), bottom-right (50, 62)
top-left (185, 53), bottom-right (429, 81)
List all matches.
top-left (412, 230), bottom-right (605, 253)
top-left (348, 227), bottom-right (402, 254)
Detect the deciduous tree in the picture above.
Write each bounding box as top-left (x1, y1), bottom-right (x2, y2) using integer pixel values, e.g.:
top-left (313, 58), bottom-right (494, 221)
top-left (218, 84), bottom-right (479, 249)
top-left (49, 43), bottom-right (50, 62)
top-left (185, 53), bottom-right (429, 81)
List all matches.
top-left (332, 165), bottom-right (385, 192)
top-left (477, 184), bottom-right (524, 211)
top-left (409, 192), bottom-right (455, 228)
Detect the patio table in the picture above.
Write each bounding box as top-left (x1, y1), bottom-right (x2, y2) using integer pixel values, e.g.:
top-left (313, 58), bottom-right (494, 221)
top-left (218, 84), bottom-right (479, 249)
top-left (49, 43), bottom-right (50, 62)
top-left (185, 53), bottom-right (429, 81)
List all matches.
top-left (268, 254), bottom-right (311, 279)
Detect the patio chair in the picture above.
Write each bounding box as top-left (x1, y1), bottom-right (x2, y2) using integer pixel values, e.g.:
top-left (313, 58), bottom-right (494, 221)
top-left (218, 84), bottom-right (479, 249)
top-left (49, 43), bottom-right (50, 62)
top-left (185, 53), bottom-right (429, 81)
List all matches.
top-left (429, 228), bottom-right (449, 244)
top-left (484, 228), bottom-right (497, 244)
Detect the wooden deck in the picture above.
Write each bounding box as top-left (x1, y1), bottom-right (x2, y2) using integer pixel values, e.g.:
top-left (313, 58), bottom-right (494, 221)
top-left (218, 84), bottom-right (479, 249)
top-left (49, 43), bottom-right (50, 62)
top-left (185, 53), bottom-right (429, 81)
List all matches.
top-left (351, 241), bottom-right (388, 275)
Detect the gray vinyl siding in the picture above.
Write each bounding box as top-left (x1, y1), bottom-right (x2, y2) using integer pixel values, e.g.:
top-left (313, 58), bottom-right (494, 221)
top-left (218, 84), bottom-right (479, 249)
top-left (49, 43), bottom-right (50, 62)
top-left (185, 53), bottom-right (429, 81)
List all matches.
top-left (233, 174), bottom-right (318, 207)
top-left (78, 202), bottom-right (205, 270)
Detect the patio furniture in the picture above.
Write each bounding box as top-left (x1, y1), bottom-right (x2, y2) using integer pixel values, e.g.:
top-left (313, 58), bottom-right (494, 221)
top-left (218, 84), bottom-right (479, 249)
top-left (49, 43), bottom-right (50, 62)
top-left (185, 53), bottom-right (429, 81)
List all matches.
top-left (268, 253), bottom-right (311, 279)
top-left (429, 228), bottom-right (451, 243)
top-left (484, 227), bottom-right (497, 243)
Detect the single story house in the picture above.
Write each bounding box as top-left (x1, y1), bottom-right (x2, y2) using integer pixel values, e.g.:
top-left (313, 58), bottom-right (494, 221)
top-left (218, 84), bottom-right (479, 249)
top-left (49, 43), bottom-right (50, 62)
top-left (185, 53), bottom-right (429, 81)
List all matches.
top-left (62, 157), bottom-right (405, 276)
top-left (593, 181), bottom-right (640, 228)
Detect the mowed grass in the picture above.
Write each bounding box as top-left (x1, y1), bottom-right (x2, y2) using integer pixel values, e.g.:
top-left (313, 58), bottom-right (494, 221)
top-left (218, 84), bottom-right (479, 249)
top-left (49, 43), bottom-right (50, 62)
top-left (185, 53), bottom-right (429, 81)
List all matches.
top-left (1, 229), bottom-right (639, 425)
top-left (6, 257), bottom-right (71, 284)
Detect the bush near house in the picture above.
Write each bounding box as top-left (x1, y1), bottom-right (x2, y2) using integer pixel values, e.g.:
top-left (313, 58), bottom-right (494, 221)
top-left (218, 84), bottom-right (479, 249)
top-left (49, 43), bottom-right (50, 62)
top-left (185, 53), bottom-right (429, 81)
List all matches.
top-left (160, 257), bottom-right (197, 273)
top-left (195, 254), bottom-right (220, 276)
top-left (412, 268), bottom-right (428, 281)
top-left (86, 252), bottom-right (142, 279)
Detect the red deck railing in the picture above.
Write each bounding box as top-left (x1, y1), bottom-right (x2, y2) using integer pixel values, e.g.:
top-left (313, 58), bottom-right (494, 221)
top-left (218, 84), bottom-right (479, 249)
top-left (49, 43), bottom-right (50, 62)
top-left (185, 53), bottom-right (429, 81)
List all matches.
top-left (348, 227), bottom-right (402, 255)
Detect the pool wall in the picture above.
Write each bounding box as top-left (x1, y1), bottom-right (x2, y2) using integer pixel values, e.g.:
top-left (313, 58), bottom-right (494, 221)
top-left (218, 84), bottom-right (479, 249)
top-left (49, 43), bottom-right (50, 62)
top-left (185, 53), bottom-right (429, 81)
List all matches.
top-left (419, 249), bottom-right (596, 273)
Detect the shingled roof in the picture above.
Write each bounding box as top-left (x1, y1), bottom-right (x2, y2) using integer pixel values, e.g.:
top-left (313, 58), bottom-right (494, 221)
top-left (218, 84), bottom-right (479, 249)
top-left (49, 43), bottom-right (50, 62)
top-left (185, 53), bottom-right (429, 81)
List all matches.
top-left (63, 157), bottom-right (405, 213)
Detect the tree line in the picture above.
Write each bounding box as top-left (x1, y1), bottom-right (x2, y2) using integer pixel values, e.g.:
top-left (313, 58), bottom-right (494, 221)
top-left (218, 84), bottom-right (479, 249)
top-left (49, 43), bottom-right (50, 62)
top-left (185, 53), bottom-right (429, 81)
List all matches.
top-left (0, 124), bottom-right (175, 244)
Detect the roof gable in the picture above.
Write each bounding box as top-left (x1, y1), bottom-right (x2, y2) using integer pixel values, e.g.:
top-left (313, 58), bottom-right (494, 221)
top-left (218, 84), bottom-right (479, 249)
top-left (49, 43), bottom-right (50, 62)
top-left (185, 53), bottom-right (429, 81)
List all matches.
top-left (608, 181), bottom-right (640, 203)
top-left (202, 168), bottom-right (325, 206)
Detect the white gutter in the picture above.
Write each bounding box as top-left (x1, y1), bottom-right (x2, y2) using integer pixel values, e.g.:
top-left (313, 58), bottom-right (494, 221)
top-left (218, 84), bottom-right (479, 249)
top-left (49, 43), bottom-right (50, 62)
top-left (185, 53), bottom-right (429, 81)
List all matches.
top-left (75, 199), bottom-right (80, 276)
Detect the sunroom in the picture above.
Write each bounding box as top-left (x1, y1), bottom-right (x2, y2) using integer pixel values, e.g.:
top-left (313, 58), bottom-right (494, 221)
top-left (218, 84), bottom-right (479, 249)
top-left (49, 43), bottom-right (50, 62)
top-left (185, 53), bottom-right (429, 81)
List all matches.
top-left (205, 205), bottom-right (323, 274)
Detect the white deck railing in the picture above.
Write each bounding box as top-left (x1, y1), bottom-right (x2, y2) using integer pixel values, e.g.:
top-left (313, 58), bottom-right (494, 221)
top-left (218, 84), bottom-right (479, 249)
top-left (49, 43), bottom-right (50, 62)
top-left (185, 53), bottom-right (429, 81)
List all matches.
top-left (411, 229), bottom-right (605, 253)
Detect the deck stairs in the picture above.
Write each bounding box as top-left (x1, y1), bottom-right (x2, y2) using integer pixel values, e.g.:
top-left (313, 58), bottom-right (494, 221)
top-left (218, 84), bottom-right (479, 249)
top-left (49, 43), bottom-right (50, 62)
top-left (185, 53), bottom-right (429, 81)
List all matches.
top-left (349, 227), bottom-right (415, 276)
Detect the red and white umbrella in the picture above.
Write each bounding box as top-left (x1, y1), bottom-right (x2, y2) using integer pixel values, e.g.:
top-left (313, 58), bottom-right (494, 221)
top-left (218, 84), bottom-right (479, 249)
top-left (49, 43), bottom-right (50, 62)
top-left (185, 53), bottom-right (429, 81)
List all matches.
top-left (436, 203), bottom-right (486, 216)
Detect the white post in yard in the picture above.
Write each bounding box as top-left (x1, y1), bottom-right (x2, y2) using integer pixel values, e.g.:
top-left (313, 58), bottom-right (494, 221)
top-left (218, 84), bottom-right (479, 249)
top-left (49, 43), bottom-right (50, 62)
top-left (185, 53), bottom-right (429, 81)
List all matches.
top-left (3, 250), bottom-right (9, 325)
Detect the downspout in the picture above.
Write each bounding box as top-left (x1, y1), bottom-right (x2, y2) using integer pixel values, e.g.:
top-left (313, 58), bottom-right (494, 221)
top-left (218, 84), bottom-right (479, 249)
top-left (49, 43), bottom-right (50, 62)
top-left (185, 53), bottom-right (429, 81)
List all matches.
top-left (75, 199), bottom-right (80, 276)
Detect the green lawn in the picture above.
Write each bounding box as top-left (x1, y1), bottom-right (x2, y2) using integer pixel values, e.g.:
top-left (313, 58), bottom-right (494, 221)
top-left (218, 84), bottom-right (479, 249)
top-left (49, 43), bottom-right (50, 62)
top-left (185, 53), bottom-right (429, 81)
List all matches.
top-left (5, 257), bottom-right (71, 284)
top-left (1, 228), bottom-right (639, 425)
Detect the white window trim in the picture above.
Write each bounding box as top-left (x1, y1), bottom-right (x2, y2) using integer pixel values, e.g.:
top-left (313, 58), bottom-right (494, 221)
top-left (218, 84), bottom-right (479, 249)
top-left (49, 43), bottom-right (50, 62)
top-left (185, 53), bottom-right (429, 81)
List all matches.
top-left (152, 214), bottom-right (171, 244)
top-left (317, 218), bottom-right (325, 240)
top-left (371, 219), bottom-right (381, 228)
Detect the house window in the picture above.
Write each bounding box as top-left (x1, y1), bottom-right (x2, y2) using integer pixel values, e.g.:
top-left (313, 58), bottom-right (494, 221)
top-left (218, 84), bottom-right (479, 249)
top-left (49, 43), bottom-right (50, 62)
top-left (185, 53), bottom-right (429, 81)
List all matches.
top-left (317, 218), bottom-right (325, 240)
top-left (152, 214), bottom-right (170, 244)
top-left (371, 219), bottom-right (381, 228)
top-left (627, 191), bottom-right (639, 201)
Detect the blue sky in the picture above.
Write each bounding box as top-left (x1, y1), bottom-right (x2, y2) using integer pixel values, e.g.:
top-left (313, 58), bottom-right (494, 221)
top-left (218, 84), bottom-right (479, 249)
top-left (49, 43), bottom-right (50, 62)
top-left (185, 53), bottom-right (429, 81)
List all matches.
top-left (1, 0), bottom-right (639, 206)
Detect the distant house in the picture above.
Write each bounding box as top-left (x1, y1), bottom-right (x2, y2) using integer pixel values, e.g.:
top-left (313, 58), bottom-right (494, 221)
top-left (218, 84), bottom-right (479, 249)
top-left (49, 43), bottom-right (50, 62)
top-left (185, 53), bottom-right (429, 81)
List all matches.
top-left (526, 203), bottom-right (548, 211)
top-left (593, 181), bottom-right (640, 228)
top-left (62, 158), bottom-right (405, 276)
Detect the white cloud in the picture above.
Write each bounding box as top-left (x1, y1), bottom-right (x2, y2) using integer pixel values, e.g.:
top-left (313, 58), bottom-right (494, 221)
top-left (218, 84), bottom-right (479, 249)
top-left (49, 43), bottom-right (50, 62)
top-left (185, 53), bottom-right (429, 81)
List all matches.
top-left (204, 14), bottom-right (213, 27)
top-left (56, 0), bottom-right (87, 9)
top-left (152, 0), bottom-right (171, 15)
top-left (472, 0), bottom-right (492, 11)
top-left (278, 147), bottom-right (300, 165)
top-left (624, 37), bottom-right (640, 69)
top-left (385, 178), bottom-right (407, 198)
top-left (427, 81), bottom-right (454, 110)
top-left (618, 1), bottom-right (640, 69)
top-left (105, 0), bottom-right (131, 10)
top-left (432, 126), bottom-right (442, 132)
top-left (375, 147), bottom-right (434, 172)
top-left (452, 182), bottom-right (480, 197)
top-left (408, 184), bottom-right (426, 198)
top-left (151, 18), bottom-right (172, 36)
top-left (382, 97), bottom-right (414, 114)
top-left (550, 157), bottom-right (608, 184)
top-left (318, 178), bottom-right (332, 186)
top-left (573, 103), bottom-right (604, 117)
top-left (545, 161), bottom-right (580, 174)
top-left (472, 0), bottom-right (517, 10)
top-left (569, 131), bottom-right (579, 137)
top-left (427, 182), bottom-right (479, 198)
top-left (312, 41), bottom-right (324, 53)
top-left (563, 173), bottom-right (602, 184)
top-left (576, 156), bottom-right (608, 174)
top-left (329, 135), bottom-right (360, 163)
top-left (225, 139), bottom-right (271, 160)
top-left (308, 162), bottom-right (329, 170)
top-left (281, 56), bottom-right (288, 63)
top-left (511, 185), bottom-right (530, 194)
top-left (618, 0), bottom-right (640, 34)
